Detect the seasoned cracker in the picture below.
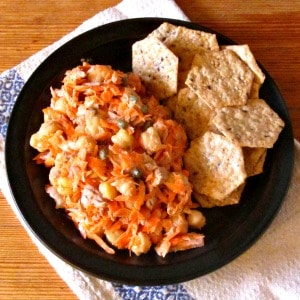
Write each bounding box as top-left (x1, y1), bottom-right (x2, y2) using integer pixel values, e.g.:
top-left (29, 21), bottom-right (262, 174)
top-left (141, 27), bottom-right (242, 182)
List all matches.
top-left (243, 147), bottom-right (267, 176)
top-left (149, 22), bottom-right (219, 88)
top-left (149, 22), bottom-right (219, 51)
top-left (185, 49), bottom-right (254, 108)
top-left (172, 26), bottom-right (219, 51)
top-left (212, 98), bottom-right (285, 148)
top-left (223, 44), bottom-right (265, 85)
top-left (184, 131), bottom-right (247, 200)
top-left (147, 22), bottom-right (178, 42)
top-left (249, 81), bottom-right (261, 99)
top-left (193, 183), bottom-right (246, 208)
top-left (174, 87), bottom-right (213, 140)
top-left (132, 37), bottom-right (178, 99)
top-left (168, 27), bottom-right (219, 88)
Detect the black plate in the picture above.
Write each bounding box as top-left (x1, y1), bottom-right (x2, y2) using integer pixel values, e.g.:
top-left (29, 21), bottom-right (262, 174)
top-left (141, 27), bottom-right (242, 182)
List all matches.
top-left (5, 18), bottom-right (294, 285)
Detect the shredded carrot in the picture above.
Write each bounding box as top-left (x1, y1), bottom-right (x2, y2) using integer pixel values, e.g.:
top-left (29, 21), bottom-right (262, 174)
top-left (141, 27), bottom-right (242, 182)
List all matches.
top-left (86, 156), bottom-right (108, 179)
top-left (30, 63), bottom-right (206, 257)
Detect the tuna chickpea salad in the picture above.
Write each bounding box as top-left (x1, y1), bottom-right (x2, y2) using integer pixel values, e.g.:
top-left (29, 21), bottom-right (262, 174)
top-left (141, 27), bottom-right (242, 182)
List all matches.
top-left (30, 62), bottom-right (206, 257)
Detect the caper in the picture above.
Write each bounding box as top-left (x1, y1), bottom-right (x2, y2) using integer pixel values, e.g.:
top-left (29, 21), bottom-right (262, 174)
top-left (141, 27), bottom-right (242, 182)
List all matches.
top-left (131, 167), bottom-right (142, 179)
top-left (121, 76), bottom-right (128, 86)
top-left (141, 104), bottom-right (149, 114)
top-left (98, 148), bottom-right (108, 160)
top-left (142, 120), bottom-right (152, 131)
top-left (117, 119), bottom-right (128, 129)
top-left (80, 57), bottom-right (93, 64)
top-left (129, 93), bottom-right (139, 102)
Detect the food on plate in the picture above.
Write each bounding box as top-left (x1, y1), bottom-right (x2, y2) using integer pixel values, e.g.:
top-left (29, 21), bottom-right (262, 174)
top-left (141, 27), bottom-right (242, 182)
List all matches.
top-left (185, 49), bottom-right (254, 109)
top-left (222, 44), bottom-right (266, 85)
top-left (173, 87), bottom-right (213, 140)
top-left (243, 147), bottom-right (267, 177)
top-left (30, 22), bottom-right (285, 256)
top-left (30, 63), bottom-right (205, 257)
top-left (148, 22), bottom-right (219, 88)
top-left (183, 131), bottom-right (247, 201)
top-left (193, 183), bottom-right (246, 208)
top-left (211, 99), bottom-right (285, 148)
top-left (133, 22), bottom-right (285, 208)
top-left (132, 36), bottom-right (178, 99)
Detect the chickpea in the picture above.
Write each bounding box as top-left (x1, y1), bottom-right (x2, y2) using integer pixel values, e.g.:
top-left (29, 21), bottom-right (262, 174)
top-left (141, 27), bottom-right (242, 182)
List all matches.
top-left (130, 232), bottom-right (152, 256)
top-left (56, 177), bottom-right (73, 196)
top-left (140, 126), bottom-right (162, 153)
top-left (87, 65), bottom-right (113, 83)
top-left (187, 210), bottom-right (206, 229)
top-left (106, 229), bottom-right (124, 247)
top-left (111, 178), bottom-right (136, 197)
top-left (99, 182), bottom-right (118, 200)
top-left (111, 128), bottom-right (134, 149)
top-left (86, 116), bottom-right (106, 139)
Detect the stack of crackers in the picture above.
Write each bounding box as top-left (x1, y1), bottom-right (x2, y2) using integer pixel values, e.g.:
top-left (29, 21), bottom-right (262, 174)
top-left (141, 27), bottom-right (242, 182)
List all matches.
top-left (132, 22), bottom-right (285, 208)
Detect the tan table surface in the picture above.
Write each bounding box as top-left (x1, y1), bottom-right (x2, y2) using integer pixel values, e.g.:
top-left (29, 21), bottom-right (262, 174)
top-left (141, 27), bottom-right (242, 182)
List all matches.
top-left (0, 1), bottom-right (299, 299)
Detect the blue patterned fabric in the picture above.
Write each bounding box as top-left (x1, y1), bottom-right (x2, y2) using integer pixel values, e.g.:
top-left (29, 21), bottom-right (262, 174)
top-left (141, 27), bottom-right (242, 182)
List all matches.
top-left (113, 283), bottom-right (194, 300)
top-left (0, 69), bottom-right (25, 138)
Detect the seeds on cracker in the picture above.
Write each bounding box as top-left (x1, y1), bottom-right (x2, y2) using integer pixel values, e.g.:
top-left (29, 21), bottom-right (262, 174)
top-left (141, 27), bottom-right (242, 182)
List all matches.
top-left (132, 36), bottom-right (178, 99)
top-left (149, 22), bottom-right (219, 88)
top-left (132, 23), bottom-right (285, 209)
top-left (185, 49), bottom-right (254, 109)
top-left (223, 44), bottom-right (265, 85)
top-left (149, 22), bottom-right (219, 51)
top-left (184, 131), bottom-right (247, 200)
top-left (174, 87), bottom-right (214, 140)
top-left (193, 183), bottom-right (246, 208)
top-left (212, 98), bottom-right (285, 148)
top-left (147, 22), bottom-right (178, 42)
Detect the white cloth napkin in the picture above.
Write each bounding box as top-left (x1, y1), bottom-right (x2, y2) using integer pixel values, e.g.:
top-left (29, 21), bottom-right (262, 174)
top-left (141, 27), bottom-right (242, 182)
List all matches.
top-left (0, 0), bottom-right (299, 299)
